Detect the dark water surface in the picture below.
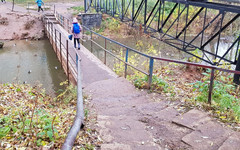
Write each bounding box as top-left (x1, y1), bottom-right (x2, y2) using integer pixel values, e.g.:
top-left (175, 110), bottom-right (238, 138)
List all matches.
top-left (0, 39), bottom-right (67, 95)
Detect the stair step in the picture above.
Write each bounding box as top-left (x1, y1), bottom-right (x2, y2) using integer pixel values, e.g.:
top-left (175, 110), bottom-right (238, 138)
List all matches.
top-left (172, 109), bottom-right (211, 129)
top-left (182, 121), bottom-right (233, 150)
top-left (218, 132), bottom-right (240, 150)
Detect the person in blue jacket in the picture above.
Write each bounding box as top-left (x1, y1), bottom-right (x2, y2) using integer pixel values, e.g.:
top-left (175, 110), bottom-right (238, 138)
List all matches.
top-left (36, 0), bottom-right (44, 12)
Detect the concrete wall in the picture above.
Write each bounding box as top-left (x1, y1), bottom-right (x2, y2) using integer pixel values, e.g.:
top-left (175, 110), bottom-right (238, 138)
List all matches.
top-left (78, 13), bottom-right (102, 29)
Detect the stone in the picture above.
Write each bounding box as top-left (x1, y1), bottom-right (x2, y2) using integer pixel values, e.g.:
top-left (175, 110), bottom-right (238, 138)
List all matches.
top-left (182, 121), bottom-right (232, 150)
top-left (218, 133), bottom-right (240, 150)
top-left (78, 13), bottom-right (102, 29)
top-left (172, 109), bottom-right (211, 129)
top-left (152, 107), bottom-right (179, 122)
top-left (101, 143), bottom-right (131, 150)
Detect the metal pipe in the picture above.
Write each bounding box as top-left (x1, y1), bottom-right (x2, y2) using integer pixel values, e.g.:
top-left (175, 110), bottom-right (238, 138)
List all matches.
top-left (61, 57), bottom-right (84, 150)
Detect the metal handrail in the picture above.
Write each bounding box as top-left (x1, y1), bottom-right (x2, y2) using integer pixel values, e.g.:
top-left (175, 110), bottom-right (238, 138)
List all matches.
top-left (54, 11), bottom-right (240, 104)
top-left (43, 9), bottom-right (85, 150)
top-left (43, 16), bottom-right (79, 82)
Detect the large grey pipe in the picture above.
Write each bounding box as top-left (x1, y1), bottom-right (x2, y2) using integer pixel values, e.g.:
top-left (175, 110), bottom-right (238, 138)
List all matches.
top-left (61, 57), bottom-right (84, 150)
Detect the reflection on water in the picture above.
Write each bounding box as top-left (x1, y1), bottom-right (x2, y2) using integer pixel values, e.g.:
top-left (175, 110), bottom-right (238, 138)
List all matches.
top-left (0, 39), bottom-right (67, 95)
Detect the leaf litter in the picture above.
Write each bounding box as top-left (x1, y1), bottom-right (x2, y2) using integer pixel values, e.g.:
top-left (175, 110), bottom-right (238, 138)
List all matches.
top-left (0, 83), bottom-right (102, 149)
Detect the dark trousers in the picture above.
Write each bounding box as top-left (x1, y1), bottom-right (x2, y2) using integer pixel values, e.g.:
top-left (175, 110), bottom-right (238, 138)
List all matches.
top-left (74, 38), bottom-right (80, 49)
top-left (1, 0), bottom-right (5, 2)
top-left (38, 6), bottom-right (43, 12)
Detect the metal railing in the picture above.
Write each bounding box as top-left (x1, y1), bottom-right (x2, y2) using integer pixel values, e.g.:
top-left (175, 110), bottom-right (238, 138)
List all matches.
top-left (43, 13), bottom-right (84, 149)
top-left (54, 11), bottom-right (240, 104)
top-left (43, 15), bottom-right (78, 84)
top-left (26, 2), bottom-right (51, 12)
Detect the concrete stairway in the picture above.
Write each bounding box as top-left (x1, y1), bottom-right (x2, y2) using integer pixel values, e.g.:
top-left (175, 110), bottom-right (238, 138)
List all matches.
top-left (84, 77), bottom-right (240, 150)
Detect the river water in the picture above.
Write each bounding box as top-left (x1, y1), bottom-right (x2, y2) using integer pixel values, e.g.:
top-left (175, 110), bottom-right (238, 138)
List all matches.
top-left (0, 39), bottom-right (67, 95)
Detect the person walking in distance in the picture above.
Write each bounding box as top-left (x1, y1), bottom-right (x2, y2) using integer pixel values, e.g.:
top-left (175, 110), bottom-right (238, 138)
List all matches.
top-left (36, 0), bottom-right (44, 12)
top-left (72, 18), bottom-right (81, 50)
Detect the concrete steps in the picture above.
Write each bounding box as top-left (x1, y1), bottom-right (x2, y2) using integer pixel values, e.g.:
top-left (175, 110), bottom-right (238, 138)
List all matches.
top-left (84, 77), bottom-right (240, 150)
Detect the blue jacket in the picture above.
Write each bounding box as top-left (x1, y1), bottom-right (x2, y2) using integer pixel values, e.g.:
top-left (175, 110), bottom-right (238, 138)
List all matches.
top-left (36, 0), bottom-right (44, 6)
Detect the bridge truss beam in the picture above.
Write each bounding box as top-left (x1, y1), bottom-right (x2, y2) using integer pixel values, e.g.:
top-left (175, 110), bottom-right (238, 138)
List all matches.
top-left (84, 0), bottom-right (240, 79)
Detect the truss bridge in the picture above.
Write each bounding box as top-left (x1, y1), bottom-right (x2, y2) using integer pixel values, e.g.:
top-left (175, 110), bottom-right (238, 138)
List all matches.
top-left (84, 0), bottom-right (240, 81)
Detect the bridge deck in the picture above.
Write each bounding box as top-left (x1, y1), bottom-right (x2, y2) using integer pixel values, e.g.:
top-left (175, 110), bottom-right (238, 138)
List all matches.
top-left (44, 14), bottom-right (117, 86)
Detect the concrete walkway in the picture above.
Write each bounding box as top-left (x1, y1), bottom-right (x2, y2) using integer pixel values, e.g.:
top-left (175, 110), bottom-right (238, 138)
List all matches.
top-left (84, 77), bottom-right (240, 150)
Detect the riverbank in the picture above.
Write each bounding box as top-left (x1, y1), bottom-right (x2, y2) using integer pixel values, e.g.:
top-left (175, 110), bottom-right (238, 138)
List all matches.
top-left (0, 2), bottom-right (44, 40)
top-left (0, 83), bottom-right (101, 149)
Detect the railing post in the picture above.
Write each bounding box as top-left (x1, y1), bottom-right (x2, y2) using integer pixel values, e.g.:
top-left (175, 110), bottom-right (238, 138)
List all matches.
top-left (90, 31), bottom-right (93, 53)
top-left (51, 23), bottom-right (53, 44)
top-left (104, 38), bottom-right (107, 64)
top-left (208, 68), bottom-right (215, 104)
top-left (124, 48), bottom-right (129, 78)
top-left (68, 19), bottom-right (70, 33)
top-left (48, 19), bottom-right (50, 38)
top-left (55, 29), bottom-right (57, 55)
top-left (59, 32), bottom-right (62, 68)
top-left (84, 0), bottom-right (87, 13)
top-left (63, 17), bottom-right (65, 29)
top-left (83, 26), bottom-right (85, 35)
top-left (148, 57), bottom-right (154, 88)
top-left (67, 40), bottom-right (69, 85)
top-left (54, 5), bottom-right (55, 15)
top-left (76, 53), bottom-right (78, 69)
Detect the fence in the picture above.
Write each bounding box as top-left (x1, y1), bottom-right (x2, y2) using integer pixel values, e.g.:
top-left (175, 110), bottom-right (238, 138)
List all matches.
top-left (54, 10), bottom-right (240, 104)
top-left (26, 2), bottom-right (51, 12)
top-left (43, 13), bottom-right (84, 149)
top-left (43, 14), bottom-right (79, 84)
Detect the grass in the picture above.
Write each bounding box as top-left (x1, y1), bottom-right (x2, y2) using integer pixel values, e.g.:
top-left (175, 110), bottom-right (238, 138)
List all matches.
top-left (69, 6), bottom-right (85, 15)
top-left (192, 69), bottom-right (240, 123)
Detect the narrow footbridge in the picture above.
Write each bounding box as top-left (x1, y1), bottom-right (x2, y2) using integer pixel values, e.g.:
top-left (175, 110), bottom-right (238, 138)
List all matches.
top-left (43, 13), bottom-right (117, 86)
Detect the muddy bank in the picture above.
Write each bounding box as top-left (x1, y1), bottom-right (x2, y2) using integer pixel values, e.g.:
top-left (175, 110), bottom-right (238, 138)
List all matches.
top-left (0, 3), bottom-right (44, 40)
top-left (0, 13), bottom-right (44, 40)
